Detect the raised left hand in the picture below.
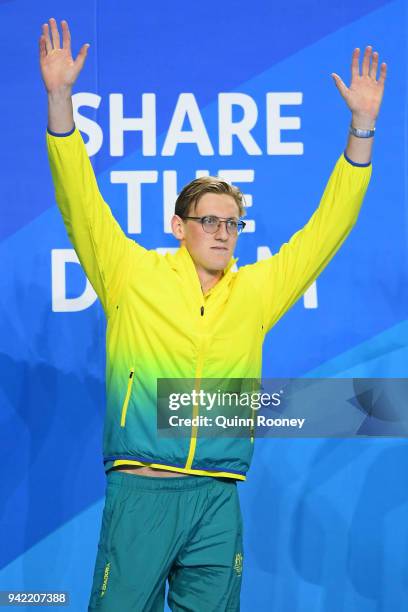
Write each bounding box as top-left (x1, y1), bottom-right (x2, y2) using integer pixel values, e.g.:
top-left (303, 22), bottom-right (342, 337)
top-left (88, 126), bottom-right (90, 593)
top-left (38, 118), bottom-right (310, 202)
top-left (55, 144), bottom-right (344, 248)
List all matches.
top-left (331, 46), bottom-right (387, 129)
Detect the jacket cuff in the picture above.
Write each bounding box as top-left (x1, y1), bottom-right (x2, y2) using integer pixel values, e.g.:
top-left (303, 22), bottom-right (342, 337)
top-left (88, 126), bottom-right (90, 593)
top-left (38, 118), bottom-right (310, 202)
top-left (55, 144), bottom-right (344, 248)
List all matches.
top-left (343, 151), bottom-right (371, 167)
top-left (47, 125), bottom-right (76, 137)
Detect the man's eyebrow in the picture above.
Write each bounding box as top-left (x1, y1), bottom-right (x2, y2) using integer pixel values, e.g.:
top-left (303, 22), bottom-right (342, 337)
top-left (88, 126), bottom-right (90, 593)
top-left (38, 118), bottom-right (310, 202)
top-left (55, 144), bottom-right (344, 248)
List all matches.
top-left (204, 214), bottom-right (239, 220)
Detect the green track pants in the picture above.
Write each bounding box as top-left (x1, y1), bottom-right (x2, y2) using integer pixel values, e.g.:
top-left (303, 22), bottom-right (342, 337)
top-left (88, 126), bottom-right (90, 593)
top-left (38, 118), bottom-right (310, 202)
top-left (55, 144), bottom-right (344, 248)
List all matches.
top-left (88, 470), bottom-right (244, 611)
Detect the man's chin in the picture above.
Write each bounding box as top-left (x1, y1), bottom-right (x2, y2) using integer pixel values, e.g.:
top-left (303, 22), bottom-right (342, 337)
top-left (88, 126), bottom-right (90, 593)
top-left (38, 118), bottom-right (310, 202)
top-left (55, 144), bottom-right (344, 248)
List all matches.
top-left (207, 253), bottom-right (231, 271)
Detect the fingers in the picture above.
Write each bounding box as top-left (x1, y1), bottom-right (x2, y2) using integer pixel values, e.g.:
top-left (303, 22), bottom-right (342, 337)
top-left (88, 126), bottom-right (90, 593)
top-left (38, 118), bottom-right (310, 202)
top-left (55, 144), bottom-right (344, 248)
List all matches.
top-left (353, 45), bottom-right (386, 83)
top-left (361, 45), bottom-right (372, 76)
top-left (42, 23), bottom-right (52, 53)
top-left (331, 73), bottom-right (348, 98)
top-left (49, 17), bottom-right (60, 49)
top-left (61, 20), bottom-right (71, 50)
top-left (39, 35), bottom-right (47, 60)
top-left (351, 48), bottom-right (360, 81)
top-left (369, 51), bottom-right (379, 79)
top-left (41, 18), bottom-right (72, 56)
top-left (378, 62), bottom-right (387, 87)
top-left (74, 43), bottom-right (91, 72)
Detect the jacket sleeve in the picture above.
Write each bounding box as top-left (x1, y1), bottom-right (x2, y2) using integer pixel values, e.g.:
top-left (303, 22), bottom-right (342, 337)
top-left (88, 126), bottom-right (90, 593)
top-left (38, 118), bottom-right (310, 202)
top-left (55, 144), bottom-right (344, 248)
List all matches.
top-left (46, 126), bottom-right (146, 315)
top-left (242, 153), bottom-right (372, 333)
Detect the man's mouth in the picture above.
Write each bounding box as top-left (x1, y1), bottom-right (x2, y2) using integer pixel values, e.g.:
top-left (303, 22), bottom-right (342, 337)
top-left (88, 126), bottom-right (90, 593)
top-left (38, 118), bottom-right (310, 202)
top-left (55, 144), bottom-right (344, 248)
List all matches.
top-left (210, 246), bottom-right (228, 250)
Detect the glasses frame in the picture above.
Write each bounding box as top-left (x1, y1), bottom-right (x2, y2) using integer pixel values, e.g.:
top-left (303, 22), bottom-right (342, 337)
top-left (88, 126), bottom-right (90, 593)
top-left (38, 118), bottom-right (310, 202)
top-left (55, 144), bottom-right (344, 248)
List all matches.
top-left (181, 215), bottom-right (246, 235)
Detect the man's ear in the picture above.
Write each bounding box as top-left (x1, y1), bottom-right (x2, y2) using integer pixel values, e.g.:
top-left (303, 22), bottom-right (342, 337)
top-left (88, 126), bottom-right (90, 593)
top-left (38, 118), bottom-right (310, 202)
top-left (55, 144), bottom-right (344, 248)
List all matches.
top-left (171, 214), bottom-right (185, 240)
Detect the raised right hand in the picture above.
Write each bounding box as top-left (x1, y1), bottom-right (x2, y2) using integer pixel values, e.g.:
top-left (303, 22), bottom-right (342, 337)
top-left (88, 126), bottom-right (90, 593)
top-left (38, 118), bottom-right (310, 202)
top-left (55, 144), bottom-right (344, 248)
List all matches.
top-left (39, 18), bottom-right (89, 94)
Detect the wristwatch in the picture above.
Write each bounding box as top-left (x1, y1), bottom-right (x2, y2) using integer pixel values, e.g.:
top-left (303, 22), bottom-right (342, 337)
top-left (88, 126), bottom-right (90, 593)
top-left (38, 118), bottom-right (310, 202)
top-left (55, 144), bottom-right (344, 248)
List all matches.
top-left (349, 124), bottom-right (376, 138)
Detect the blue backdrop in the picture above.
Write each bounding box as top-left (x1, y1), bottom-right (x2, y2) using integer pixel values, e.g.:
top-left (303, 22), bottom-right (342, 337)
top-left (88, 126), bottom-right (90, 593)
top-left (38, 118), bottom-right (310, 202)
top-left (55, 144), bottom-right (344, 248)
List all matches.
top-left (1, 1), bottom-right (407, 610)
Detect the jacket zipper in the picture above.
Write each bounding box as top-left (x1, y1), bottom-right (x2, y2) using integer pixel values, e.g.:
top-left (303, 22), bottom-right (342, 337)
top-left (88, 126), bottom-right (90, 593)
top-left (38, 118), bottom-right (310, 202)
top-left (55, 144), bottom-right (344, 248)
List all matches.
top-left (120, 368), bottom-right (135, 428)
top-left (184, 305), bottom-right (206, 470)
top-left (250, 405), bottom-right (255, 443)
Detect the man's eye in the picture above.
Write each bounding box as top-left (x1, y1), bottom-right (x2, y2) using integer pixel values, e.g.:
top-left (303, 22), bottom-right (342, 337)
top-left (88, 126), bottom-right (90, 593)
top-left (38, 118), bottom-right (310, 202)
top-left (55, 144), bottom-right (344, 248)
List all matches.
top-left (205, 216), bottom-right (218, 225)
top-left (227, 220), bottom-right (238, 228)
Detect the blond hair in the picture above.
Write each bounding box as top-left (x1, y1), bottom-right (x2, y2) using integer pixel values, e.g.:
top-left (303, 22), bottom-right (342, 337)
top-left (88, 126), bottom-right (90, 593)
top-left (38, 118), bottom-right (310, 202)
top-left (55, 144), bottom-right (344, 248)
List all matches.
top-left (175, 176), bottom-right (246, 218)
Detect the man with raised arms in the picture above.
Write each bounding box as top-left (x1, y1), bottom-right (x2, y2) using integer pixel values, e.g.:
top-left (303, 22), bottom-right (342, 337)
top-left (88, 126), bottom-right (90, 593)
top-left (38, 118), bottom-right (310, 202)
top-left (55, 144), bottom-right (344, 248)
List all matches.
top-left (40, 17), bottom-right (386, 612)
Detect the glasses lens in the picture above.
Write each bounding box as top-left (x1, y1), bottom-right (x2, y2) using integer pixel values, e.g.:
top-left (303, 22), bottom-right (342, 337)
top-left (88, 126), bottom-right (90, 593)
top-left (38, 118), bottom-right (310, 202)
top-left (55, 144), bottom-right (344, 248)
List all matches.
top-left (226, 220), bottom-right (239, 235)
top-left (202, 216), bottom-right (219, 233)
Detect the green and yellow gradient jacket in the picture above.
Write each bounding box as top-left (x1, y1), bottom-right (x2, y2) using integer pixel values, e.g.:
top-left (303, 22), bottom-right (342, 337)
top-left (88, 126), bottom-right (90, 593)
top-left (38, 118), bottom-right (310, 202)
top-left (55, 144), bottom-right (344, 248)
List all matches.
top-left (47, 126), bottom-right (372, 481)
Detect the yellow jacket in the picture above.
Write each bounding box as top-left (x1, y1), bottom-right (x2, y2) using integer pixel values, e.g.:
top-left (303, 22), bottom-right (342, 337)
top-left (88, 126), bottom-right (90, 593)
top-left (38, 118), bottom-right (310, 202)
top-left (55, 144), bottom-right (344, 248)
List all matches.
top-left (47, 126), bottom-right (372, 480)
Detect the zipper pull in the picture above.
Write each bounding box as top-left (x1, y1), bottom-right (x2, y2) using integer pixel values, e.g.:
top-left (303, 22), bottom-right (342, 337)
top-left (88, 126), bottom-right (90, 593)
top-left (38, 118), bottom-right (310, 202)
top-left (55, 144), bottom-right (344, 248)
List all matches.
top-left (129, 370), bottom-right (134, 379)
top-left (200, 306), bottom-right (204, 316)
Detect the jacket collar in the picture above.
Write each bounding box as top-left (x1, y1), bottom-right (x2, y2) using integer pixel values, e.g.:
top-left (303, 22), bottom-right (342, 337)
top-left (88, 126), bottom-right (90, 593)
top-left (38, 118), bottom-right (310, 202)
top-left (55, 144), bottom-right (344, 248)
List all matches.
top-left (168, 245), bottom-right (238, 295)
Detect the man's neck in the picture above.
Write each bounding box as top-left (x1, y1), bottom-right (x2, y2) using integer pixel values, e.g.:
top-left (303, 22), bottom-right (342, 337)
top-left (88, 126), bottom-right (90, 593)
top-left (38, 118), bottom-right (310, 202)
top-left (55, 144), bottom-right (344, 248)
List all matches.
top-left (196, 266), bottom-right (223, 294)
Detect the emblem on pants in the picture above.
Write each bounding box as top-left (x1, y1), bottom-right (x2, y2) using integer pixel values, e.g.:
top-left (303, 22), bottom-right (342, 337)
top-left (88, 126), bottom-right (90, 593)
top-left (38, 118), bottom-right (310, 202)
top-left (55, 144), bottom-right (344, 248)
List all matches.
top-left (234, 552), bottom-right (243, 576)
top-left (100, 562), bottom-right (111, 597)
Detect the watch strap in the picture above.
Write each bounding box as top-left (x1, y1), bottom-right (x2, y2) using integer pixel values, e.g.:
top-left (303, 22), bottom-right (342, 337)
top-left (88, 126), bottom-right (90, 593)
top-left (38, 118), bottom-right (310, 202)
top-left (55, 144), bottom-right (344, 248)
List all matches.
top-left (349, 124), bottom-right (376, 138)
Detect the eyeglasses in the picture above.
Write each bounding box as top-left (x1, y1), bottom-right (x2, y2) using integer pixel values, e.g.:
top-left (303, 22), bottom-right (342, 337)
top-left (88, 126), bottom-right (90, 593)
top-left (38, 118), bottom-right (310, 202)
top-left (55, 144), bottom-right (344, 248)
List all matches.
top-left (181, 215), bottom-right (246, 235)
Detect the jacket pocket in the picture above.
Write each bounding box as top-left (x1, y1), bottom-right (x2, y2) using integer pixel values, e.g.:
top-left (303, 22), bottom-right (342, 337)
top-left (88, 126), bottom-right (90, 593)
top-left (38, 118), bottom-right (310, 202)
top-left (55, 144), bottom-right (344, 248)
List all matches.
top-left (120, 368), bottom-right (135, 428)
